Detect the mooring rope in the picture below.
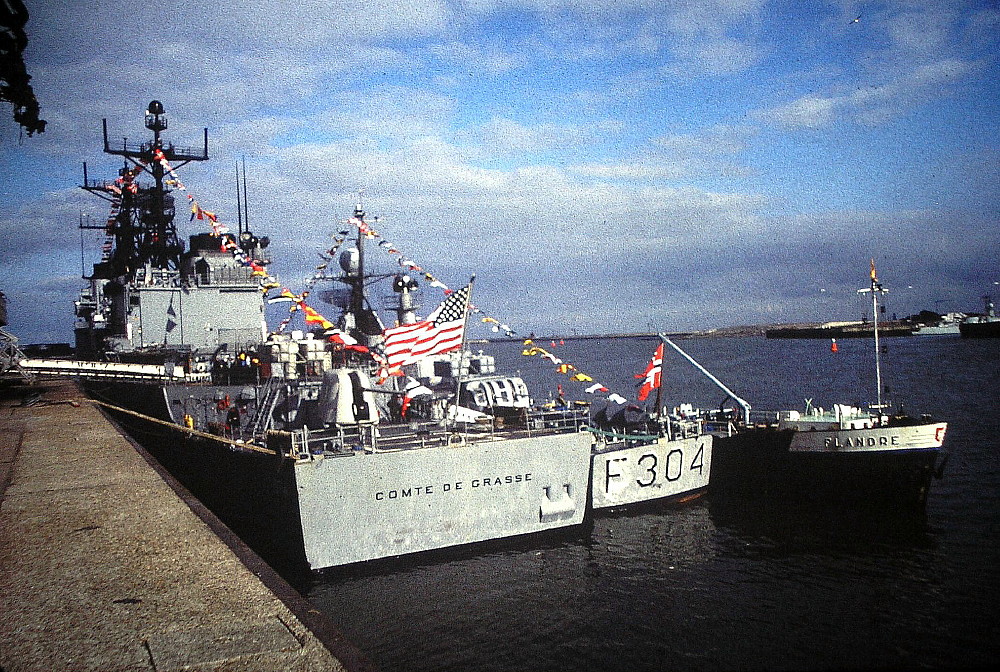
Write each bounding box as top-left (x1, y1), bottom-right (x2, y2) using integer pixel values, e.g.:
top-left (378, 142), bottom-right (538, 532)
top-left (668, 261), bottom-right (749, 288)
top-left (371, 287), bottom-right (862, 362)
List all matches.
top-left (87, 398), bottom-right (279, 456)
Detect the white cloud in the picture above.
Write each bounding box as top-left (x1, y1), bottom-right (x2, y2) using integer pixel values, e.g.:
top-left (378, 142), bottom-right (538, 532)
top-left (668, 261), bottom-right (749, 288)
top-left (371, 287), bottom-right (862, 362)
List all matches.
top-left (569, 124), bottom-right (755, 179)
top-left (425, 42), bottom-right (526, 74)
top-left (762, 56), bottom-right (978, 129)
top-left (474, 116), bottom-right (621, 156)
top-left (652, 124), bottom-right (753, 157)
top-left (763, 94), bottom-right (837, 129)
top-left (569, 161), bottom-right (689, 180)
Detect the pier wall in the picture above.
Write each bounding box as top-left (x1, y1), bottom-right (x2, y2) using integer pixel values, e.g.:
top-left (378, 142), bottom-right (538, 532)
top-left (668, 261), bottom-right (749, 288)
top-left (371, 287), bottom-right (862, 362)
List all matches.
top-left (0, 378), bottom-right (372, 672)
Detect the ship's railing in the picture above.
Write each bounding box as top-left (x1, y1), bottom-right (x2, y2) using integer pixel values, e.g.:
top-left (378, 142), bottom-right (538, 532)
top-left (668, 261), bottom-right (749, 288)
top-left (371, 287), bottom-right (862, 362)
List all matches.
top-left (278, 424), bottom-right (377, 459)
top-left (376, 407), bottom-right (589, 452)
top-left (587, 415), bottom-right (705, 448)
top-left (19, 358), bottom-right (188, 381)
top-left (522, 406), bottom-right (591, 433)
top-left (136, 267), bottom-right (181, 287)
top-left (102, 139), bottom-right (208, 162)
top-left (188, 265), bottom-right (257, 287)
top-left (247, 377), bottom-right (283, 436)
top-left (80, 178), bottom-right (152, 196)
top-left (699, 409), bottom-right (783, 436)
top-left (279, 405), bottom-right (591, 459)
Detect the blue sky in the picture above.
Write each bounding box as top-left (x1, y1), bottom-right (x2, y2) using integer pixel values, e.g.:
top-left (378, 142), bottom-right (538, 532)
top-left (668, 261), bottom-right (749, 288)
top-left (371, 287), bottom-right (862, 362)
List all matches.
top-left (2, 0), bottom-right (998, 344)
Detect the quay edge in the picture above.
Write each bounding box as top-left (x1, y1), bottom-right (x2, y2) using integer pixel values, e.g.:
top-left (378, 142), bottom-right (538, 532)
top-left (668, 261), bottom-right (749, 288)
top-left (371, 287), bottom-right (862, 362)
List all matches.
top-left (0, 377), bottom-right (374, 672)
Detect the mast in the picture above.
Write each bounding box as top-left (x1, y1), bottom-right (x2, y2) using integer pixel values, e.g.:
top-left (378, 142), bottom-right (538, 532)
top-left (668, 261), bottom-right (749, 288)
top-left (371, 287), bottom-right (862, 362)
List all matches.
top-left (81, 100), bottom-right (209, 275)
top-left (334, 200), bottom-right (387, 347)
top-left (449, 275), bottom-right (476, 428)
top-left (235, 159), bottom-right (243, 236)
top-left (857, 259), bottom-right (888, 411)
top-left (242, 157), bottom-right (249, 234)
top-left (351, 202), bottom-right (365, 315)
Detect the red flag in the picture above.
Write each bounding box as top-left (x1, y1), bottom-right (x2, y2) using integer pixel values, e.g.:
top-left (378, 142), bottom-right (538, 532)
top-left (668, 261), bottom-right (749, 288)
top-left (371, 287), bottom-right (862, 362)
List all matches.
top-left (635, 343), bottom-right (663, 402)
top-left (381, 283), bottom-right (471, 375)
top-left (327, 331), bottom-right (358, 346)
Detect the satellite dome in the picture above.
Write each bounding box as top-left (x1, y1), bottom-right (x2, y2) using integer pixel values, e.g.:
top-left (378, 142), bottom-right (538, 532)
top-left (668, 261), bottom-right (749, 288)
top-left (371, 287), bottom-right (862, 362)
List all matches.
top-left (339, 248), bottom-right (359, 274)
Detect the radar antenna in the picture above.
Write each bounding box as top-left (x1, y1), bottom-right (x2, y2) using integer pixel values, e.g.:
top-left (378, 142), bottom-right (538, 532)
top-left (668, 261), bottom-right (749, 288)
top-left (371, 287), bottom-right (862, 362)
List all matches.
top-left (79, 100), bottom-right (209, 277)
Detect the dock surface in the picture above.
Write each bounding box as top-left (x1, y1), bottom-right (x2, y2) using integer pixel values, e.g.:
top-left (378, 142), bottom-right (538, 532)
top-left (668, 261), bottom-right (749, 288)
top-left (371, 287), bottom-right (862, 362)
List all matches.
top-left (0, 378), bottom-right (370, 672)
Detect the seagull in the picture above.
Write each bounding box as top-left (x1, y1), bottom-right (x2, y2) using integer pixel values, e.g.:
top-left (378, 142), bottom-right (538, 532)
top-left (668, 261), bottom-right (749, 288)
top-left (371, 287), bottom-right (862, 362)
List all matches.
top-left (849, 13), bottom-right (862, 25)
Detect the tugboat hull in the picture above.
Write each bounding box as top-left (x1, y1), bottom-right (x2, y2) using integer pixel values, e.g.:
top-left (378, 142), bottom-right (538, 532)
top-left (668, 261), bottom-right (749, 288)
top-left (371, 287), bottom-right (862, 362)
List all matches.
top-left (711, 425), bottom-right (945, 508)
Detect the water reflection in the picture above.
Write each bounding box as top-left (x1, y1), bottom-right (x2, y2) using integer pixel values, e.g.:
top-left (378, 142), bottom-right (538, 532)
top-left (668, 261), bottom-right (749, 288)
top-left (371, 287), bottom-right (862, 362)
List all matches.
top-left (706, 492), bottom-right (935, 558)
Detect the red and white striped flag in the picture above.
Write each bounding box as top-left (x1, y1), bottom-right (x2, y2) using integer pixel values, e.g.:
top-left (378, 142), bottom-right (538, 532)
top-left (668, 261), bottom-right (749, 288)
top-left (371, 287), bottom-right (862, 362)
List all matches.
top-left (381, 283), bottom-right (472, 375)
top-left (635, 342), bottom-right (663, 401)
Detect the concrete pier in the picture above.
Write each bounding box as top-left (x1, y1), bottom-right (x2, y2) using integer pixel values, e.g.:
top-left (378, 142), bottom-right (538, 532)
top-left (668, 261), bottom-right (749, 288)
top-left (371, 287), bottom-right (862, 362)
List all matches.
top-left (0, 378), bottom-right (373, 672)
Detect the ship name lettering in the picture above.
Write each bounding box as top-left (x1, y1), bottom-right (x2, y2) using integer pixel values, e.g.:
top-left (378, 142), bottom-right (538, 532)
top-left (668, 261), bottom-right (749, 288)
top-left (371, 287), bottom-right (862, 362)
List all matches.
top-left (375, 485), bottom-right (435, 501)
top-left (632, 450), bottom-right (686, 488)
top-left (825, 435), bottom-right (901, 449)
top-left (375, 474), bottom-right (532, 501)
top-left (605, 456), bottom-right (627, 492)
top-left (471, 473), bottom-right (532, 488)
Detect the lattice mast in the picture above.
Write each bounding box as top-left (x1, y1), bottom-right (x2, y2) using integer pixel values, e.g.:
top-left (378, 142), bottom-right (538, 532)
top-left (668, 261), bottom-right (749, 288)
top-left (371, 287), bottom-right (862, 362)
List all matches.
top-left (79, 100), bottom-right (209, 278)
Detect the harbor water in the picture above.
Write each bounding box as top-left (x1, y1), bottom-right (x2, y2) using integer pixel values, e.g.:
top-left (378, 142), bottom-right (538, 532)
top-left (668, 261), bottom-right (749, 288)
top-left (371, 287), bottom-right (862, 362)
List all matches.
top-left (299, 335), bottom-right (999, 671)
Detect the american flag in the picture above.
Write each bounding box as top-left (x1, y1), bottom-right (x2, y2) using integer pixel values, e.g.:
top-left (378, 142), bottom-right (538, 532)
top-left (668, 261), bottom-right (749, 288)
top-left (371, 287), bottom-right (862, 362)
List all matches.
top-left (381, 283), bottom-right (472, 374)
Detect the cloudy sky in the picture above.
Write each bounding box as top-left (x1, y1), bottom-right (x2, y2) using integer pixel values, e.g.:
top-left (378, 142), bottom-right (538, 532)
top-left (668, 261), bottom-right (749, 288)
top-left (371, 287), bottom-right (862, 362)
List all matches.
top-left (2, 0), bottom-right (998, 344)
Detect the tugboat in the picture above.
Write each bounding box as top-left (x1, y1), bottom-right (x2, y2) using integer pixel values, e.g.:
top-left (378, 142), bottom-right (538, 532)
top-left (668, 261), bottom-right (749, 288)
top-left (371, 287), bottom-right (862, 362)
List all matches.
top-left (22, 101), bottom-right (593, 570)
top-left (959, 296), bottom-right (1000, 338)
top-left (710, 262), bottom-right (948, 508)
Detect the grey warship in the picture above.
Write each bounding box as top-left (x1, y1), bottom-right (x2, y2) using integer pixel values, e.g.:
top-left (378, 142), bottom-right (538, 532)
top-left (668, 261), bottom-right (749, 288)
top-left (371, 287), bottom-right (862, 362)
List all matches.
top-left (24, 101), bottom-right (593, 570)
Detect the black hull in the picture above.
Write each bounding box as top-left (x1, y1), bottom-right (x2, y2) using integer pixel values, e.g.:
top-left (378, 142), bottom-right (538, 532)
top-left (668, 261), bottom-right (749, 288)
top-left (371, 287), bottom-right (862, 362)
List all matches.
top-left (83, 379), bottom-right (312, 579)
top-left (710, 428), bottom-right (941, 509)
top-left (959, 320), bottom-right (1000, 338)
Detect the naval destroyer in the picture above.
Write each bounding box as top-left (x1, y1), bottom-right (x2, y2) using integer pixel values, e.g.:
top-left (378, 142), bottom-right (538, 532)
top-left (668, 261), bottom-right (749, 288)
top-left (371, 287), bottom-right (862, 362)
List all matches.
top-left (22, 101), bottom-right (594, 570)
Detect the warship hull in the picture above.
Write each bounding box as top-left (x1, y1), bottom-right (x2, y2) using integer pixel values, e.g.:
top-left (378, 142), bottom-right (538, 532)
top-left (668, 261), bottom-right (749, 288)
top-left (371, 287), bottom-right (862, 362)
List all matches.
top-left (296, 432), bottom-right (592, 568)
top-left (89, 377), bottom-right (593, 570)
top-left (959, 320), bottom-right (1000, 338)
top-left (591, 435), bottom-right (712, 509)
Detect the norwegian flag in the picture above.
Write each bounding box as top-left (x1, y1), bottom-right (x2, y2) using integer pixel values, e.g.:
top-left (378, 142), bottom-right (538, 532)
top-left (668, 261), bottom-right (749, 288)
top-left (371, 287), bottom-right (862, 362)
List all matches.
top-left (381, 283), bottom-right (472, 375)
top-left (635, 342), bottom-right (664, 402)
